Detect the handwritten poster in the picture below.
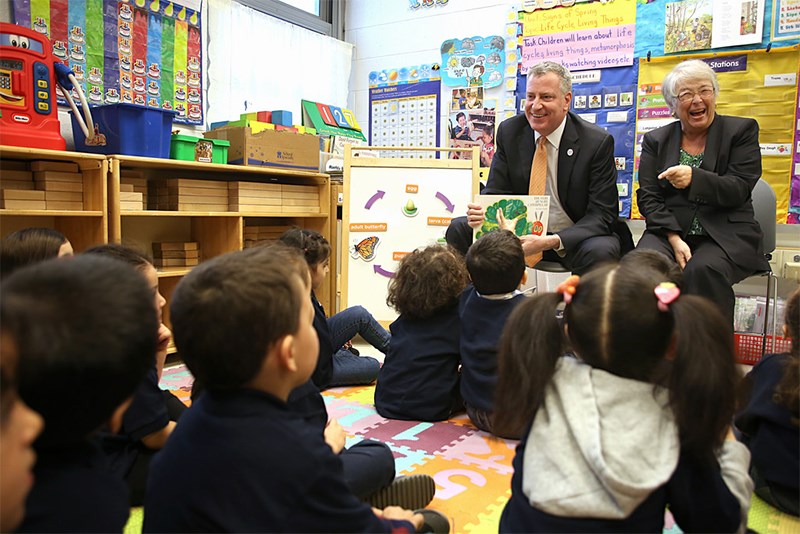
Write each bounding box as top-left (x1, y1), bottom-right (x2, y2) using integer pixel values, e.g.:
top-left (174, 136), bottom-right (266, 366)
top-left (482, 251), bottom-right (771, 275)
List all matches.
top-left (521, 0), bottom-right (635, 72)
top-left (12, 0), bottom-right (203, 125)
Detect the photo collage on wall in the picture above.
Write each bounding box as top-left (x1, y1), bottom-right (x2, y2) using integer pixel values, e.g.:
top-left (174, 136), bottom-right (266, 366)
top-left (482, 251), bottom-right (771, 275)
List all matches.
top-left (447, 87), bottom-right (496, 167)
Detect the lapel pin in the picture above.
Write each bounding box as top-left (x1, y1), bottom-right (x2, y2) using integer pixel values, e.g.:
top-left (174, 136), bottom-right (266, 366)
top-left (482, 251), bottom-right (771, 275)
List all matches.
top-left (567, 148), bottom-right (574, 156)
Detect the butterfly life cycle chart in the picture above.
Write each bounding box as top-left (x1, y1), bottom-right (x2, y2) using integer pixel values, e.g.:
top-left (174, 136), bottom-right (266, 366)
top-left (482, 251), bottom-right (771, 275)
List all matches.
top-left (342, 149), bottom-right (479, 323)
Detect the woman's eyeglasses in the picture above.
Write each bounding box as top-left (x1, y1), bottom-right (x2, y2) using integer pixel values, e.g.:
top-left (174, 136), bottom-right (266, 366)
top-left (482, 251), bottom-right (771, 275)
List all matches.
top-left (677, 87), bottom-right (714, 103)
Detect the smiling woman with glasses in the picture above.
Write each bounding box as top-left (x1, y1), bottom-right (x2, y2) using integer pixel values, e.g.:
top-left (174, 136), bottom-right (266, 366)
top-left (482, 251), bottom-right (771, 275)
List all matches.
top-left (634, 58), bottom-right (768, 328)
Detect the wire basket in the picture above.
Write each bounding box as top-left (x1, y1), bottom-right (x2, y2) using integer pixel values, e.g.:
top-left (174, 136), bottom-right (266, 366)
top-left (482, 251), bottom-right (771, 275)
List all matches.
top-left (734, 333), bottom-right (793, 364)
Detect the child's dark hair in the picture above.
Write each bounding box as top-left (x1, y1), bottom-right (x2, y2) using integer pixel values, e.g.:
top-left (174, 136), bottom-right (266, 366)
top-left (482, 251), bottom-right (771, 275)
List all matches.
top-left (466, 230), bottom-right (525, 295)
top-left (387, 245), bottom-right (469, 320)
top-left (1, 227), bottom-right (68, 275)
top-left (170, 244), bottom-right (308, 393)
top-left (279, 227), bottom-right (331, 267)
top-left (494, 262), bottom-right (739, 462)
top-left (83, 243), bottom-right (153, 270)
top-left (775, 287), bottom-right (799, 421)
top-left (1, 255), bottom-right (157, 448)
top-left (620, 248), bottom-right (683, 286)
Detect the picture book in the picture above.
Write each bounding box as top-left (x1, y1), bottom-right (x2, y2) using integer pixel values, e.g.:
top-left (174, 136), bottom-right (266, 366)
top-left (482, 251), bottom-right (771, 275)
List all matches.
top-left (473, 194), bottom-right (550, 240)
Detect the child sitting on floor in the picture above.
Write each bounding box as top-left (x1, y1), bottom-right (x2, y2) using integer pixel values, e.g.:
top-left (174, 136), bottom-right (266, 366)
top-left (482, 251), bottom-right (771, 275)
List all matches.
top-left (143, 245), bottom-right (447, 532)
top-left (495, 263), bottom-right (753, 532)
top-left (84, 244), bottom-right (187, 507)
top-left (7, 255), bottom-right (157, 532)
top-left (0, 227), bottom-right (73, 275)
top-left (736, 286), bottom-right (800, 516)
top-left (460, 230), bottom-right (527, 438)
top-left (280, 228), bottom-right (389, 387)
top-left (375, 244), bottom-right (469, 421)
top-left (0, 307), bottom-right (43, 532)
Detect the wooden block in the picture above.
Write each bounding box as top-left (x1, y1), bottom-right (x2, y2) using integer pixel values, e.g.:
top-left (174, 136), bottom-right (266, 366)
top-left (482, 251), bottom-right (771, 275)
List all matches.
top-left (153, 242), bottom-right (199, 251)
top-left (1, 160), bottom-right (29, 171)
top-left (1, 189), bottom-right (45, 201)
top-left (229, 204), bottom-right (281, 212)
top-left (1, 180), bottom-right (36, 191)
top-left (120, 184), bottom-right (135, 192)
top-left (282, 198), bottom-right (319, 206)
top-left (35, 180), bottom-right (83, 192)
top-left (282, 184), bottom-right (317, 193)
top-left (160, 195), bottom-right (230, 205)
top-left (46, 200), bottom-right (84, 210)
top-left (120, 191), bottom-right (144, 202)
top-left (231, 196), bottom-right (282, 206)
top-left (44, 190), bottom-right (83, 202)
top-left (153, 258), bottom-right (200, 267)
top-left (159, 186), bottom-right (229, 198)
top-left (33, 171), bottom-right (83, 182)
top-left (1, 170), bottom-right (33, 181)
top-left (153, 250), bottom-right (200, 259)
top-left (282, 191), bottom-right (319, 200)
top-left (120, 201), bottom-right (145, 211)
top-left (229, 181), bottom-right (281, 192)
top-left (0, 199), bottom-right (46, 209)
top-left (30, 161), bottom-right (80, 173)
top-left (121, 176), bottom-right (148, 187)
top-left (160, 178), bottom-right (228, 189)
top-left (173, 203), bottom-right (229, 211)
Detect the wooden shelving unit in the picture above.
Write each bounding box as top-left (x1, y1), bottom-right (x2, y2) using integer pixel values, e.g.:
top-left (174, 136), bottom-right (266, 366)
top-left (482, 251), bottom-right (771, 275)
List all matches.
top-left (0, 146), bottom-right (108, 251)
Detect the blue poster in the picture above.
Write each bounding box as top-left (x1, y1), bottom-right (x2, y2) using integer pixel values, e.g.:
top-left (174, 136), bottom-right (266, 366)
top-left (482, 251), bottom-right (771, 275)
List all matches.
top-left (515, 64), bottom-right (638, 218)
top-left (440, 35), bottom-right (505, 88)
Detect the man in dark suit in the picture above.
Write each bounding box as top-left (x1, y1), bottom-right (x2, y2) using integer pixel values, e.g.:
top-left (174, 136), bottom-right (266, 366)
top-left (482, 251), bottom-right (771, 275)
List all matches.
top-left (446, 61), bottom-right (623, 275)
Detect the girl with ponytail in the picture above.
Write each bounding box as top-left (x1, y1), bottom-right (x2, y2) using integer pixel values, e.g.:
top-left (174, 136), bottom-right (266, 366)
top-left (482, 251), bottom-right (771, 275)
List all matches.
top-left (495, 262), bottom-right (753, 532)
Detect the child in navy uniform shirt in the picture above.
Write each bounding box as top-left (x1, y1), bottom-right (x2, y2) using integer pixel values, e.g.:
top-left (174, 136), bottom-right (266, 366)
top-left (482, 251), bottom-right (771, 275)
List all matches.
top-left (495, 264), bottom-right (752, 532)
top-left (736, 287), bottom-right (800, 516)
top-left (376, 245), bottom-right (469, 421)
top-left (84, 244), bottom-right (187, 506)
top-left (459, 230), bottom-right (527, 438)
top-left (5, 256), bottom-right (157, 532)
top-left (143, 245), bottom-right (439, 533)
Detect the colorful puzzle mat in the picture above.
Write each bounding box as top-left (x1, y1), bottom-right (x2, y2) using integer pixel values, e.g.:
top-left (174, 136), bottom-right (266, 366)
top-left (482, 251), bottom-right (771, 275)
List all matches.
top-left (155, 365), bottom-right (800, 534)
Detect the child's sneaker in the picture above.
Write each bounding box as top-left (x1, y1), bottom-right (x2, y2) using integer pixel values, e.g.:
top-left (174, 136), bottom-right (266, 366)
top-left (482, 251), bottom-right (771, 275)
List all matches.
top-left (366, 474), bottom-right (435, 510)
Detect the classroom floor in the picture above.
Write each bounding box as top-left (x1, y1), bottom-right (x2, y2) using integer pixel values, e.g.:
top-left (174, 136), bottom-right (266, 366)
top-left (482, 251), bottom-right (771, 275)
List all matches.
top-left (152, 363), bottom-right (800, 534)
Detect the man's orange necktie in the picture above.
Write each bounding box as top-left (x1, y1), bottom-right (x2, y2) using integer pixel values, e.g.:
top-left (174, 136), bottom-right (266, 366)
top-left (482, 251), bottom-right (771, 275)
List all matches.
top-left (526, 136), bottom-right (547, 267)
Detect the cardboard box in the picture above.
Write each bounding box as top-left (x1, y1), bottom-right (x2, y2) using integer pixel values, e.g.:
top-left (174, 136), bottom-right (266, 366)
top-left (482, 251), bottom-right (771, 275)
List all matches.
top-left (204, 127), bottom-right (320, 172)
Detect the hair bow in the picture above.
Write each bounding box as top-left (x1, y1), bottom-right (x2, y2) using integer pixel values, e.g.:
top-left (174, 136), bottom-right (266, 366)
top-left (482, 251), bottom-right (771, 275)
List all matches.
top-left (654, 282), bottom-right (680, 312)
top-left (556, 275), bottom-right (580, 304)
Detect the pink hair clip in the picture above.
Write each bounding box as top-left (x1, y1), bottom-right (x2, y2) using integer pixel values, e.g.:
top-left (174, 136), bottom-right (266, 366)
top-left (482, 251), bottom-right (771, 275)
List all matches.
top-left (654, 282), bottom-right (680, 312)
top-left (556, 275), bottom-right (580, 304)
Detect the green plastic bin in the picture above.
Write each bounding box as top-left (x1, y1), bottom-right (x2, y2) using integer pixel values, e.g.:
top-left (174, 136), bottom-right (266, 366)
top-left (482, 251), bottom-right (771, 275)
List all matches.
top-left (170, 134), bottom-right (230, 164)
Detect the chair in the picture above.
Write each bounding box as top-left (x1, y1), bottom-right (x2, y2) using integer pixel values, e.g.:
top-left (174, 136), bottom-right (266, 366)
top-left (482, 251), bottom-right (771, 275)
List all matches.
top-left (748, 179), bottom-right (779, 355)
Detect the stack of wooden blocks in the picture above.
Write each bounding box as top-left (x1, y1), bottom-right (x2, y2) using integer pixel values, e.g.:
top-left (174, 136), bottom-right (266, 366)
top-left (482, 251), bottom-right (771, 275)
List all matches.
top-left (152, 242), bottom-right (200, 269)
top-left (228, 181), bottom-right (281, 212)
top-left (243, 224), bottom-right (291, 248)
top-left (0, 161), bottom-right (84, 210)
top-left (120, 173), bottom-right (148, 211)
top-left (281, 184), bottom-right (320, 214)
top-left (34, 162), bottom-right (85, 210)
top-left (150, 179), bottom-right (228, 211)
top-left (0, 161), bottom-right (40, 209)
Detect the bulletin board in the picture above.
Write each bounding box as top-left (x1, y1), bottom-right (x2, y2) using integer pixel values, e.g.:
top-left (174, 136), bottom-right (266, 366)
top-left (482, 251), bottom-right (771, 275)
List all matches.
top-left (12, 0), bottom-right (203, 125)
top-left (342, 146), bottom-right (480, 324)
top-left (634, 47), bottom-right (800, 223)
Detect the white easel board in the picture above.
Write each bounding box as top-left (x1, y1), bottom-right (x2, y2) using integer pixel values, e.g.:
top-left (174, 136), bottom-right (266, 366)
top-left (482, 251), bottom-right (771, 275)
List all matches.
top-left (342, 146), bottom-right (480, 324)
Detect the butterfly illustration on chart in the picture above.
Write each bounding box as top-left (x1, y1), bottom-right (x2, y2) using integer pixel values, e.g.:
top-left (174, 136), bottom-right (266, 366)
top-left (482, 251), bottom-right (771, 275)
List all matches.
top-left (351, 236), bottom-right (380, 262)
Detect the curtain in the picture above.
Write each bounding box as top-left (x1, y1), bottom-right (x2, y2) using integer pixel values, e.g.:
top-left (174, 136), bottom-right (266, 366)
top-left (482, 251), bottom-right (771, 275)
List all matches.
top-left (205, 0), bottom-right (353, 126)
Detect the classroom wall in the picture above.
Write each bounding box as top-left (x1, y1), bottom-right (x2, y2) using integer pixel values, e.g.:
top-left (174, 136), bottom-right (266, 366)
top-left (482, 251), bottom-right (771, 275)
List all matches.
top-left (345, 0), bottom-right (510, 146)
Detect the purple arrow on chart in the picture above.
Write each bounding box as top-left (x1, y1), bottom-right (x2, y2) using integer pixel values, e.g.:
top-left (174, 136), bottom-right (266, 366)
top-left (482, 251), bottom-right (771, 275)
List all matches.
top-left (435, 192), bottom-right (455, 213)
top-left (365, 190), bottom-right (386, 209)
top-left (373, 265), bottom-right (395, 278)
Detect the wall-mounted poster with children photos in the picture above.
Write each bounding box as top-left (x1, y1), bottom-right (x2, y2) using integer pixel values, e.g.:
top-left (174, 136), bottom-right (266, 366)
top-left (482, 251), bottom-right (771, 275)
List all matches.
top-left (343, 157), bottom-right (478, 324)
top-left (440, 35), bottom-right (505, 88)
top-left (13, 0), bottom-right (203, 125)
top-left (448, 92), bottom-right (496, 166)
top-left (569, 65), bottom-right (637, 218)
